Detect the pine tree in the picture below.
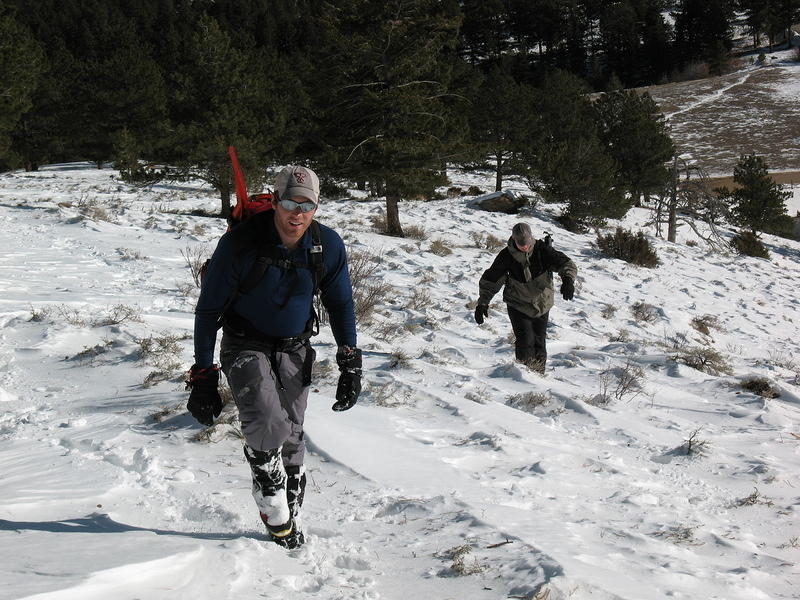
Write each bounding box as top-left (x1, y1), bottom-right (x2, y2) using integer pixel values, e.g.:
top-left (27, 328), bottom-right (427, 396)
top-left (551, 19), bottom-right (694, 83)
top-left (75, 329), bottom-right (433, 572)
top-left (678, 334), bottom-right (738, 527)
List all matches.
top-left (593, 88), bottom-right (675, 205)
top-left (598, 1), bottom-right (642, 85)
top-left (519, 69), bottom-right (625, 227)
top-left (719, 154), bottom-right (790, 235)
top-left (318, 0), bottom-right (464, 236)
top-left (163, 15), bottom-right (303, 216)
top-left (460, 0), bottom-right (510, 64)
top-left (466, 64), bottom-right (533, 191)
top-left (673, 0), bottom-right (735, 74)
top-left (69, 28), bottom-right (168, 167)
top-left (0, 13), bottom-right (47, 166)
top-left (737, 0), bottom-right (769, 48)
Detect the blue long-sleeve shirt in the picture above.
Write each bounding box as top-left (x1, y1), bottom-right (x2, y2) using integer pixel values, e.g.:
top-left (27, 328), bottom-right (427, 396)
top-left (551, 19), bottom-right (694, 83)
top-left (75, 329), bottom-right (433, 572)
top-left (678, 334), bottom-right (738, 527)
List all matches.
top-left (193, 211), bottom-right (356, 367)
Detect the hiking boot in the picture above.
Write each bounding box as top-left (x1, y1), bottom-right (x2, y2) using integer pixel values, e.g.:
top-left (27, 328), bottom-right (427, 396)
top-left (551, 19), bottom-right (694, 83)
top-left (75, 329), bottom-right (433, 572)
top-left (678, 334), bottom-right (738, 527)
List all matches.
top-left (259, 511), bottom-right (305, 549)
top-left (277, 464), bottom-right (307, 548)
top-left (286, 465), bottom-right (306, 520)
top-left (244, 445), bottom-right (290, 530)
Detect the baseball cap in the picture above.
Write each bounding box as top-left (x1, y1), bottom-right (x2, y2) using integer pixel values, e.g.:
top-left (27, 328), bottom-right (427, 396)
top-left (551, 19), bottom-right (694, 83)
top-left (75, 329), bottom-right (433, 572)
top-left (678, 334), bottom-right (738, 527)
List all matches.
top-left (275, 165), bottom-right (320, 205)
top-left (511, 222), bottom-right (534, 247)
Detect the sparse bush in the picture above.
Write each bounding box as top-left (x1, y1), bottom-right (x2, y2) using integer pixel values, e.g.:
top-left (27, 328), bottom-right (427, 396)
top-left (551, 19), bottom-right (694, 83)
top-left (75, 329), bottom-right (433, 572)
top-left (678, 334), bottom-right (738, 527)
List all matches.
top-left (600, 304), bottom-right (617, 319)
top-left (371, 320), bottom-right (407, 341)
top-left (370, 381), bottom-right (413, 407)
top-left (470, 231), bottom-right (505, 250)
top-left (312, 358), bottom-right (335, 383)
top-left (137, 332), bottom-right (184, 371)
top-left (671, 345), bottom-right (732, 376)
top-left (175, 282), bottom-right (197, 297)
top-left (387, 350), bottom-right (412, 369)
top-left (591, 359), bottom-right (646, 405)
top-left (465, 387), bottom-right (491, 404)
top-left (151, 404), bottom-right (181, 423)
top-left (730, 231), bottom-right (769, 259)
top-left (142, 369), bottom-right (180, 388)
top-left (652, 525), bottom-right (701, 545)
top-left (29, 305), bottom-right (52, 322)
top-left (466, 185), bottom-right (485, 196)
top-left (681, 428), bottom-right (710, 456)
top-left (686, 240), bottom-right (698, 247)
top-left (690, 314), bottom-right (721, 336)
top-left (404, 225), bottom-right (427, 240)
top-left (75, 195), bottom-right (114, 223)
top-left (761, 349), bottom-right (798, 373)
top-left (435, 544), bottom-right (487, 576)
top-left (429, 239), bottom-right (452, 256)
top-left (597, 228), bottom-right (659, 267)
top-left (631, 301), bottom-right (659, 323)
top-left (181, 245), bottom-right (209, 287)
top-left (93, 304), bottom-right (143, 327)
top-left (407, 287), bottom-right (432, 311)
top-left (70, 340), bottom-right (115, 365)
top-left (736, 487), bottom-right (773, 507)
top-left (318, 248), bottom-right (392, 326)
top-left (739, 376), bottom-right (780, 398)
top-left (116, 247), bottom-right (148, 261)
top-left (56, 305), bottom-right (87, 326)
top-left (506, 391), bottom-right (551, 413)
top-left (609, 329), bottom-right (631, 342)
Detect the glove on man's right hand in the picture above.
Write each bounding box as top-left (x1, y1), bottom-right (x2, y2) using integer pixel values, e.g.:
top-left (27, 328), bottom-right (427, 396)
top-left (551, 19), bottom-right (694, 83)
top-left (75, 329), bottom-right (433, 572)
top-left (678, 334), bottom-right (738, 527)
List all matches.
top-left (333, 347), bottom-right (362, 412)
top-left (474, 304), bottom-right (489, 324)
top-left (186, 365), bottom-right (222, 426)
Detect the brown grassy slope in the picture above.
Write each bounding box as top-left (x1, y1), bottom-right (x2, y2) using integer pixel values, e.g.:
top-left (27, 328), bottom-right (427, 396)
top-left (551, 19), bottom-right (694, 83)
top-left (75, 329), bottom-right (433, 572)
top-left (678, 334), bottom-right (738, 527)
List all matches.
top-left (645, 62), bottom-right (800, 177)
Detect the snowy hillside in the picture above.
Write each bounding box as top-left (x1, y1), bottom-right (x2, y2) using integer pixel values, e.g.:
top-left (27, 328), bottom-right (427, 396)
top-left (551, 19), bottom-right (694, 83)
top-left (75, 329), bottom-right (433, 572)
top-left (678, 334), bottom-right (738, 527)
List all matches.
top-left (1, 164), bottom-right (799, 600)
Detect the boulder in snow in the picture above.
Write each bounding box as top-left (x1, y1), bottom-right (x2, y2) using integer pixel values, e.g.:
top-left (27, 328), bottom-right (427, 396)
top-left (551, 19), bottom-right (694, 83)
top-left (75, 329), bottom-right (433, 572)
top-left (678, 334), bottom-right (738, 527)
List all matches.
top-left (468, 189), bottom-right (527, 214)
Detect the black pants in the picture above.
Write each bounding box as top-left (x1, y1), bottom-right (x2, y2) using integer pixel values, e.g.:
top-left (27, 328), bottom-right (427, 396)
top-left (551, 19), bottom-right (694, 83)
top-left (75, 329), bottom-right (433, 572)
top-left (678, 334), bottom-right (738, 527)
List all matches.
top-left (507, 306), bottom-right (549, 371)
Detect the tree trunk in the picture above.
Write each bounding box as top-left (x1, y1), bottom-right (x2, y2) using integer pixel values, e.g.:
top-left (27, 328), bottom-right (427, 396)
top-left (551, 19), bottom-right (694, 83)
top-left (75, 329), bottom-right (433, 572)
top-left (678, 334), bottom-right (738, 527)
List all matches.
top-left (667, 158), bottom-right (678, 243)
top-left (495, 158), bottom-right (503, 192)
top-left (385, 195), bottom-right (404, 237)
top-left (219, 181), bottom-right (232, 218)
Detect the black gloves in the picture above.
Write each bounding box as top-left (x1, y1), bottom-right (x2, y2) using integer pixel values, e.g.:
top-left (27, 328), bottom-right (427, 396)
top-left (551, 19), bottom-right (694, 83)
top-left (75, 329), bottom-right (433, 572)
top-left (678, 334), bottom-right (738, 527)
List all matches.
top-left (186, 365), bottom-right (222, 426)
top-left (333, 346), bottom-right (362, 411)
top-left (560, 278), bottom-right (575, 301)
top-left (474, 304), bottom-right (488, 324)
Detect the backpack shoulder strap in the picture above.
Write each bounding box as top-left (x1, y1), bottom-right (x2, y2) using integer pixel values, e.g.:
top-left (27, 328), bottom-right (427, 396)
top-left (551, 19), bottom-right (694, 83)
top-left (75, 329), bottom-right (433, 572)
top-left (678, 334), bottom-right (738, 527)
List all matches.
top-left (308, 220), bottom-right (324, 295)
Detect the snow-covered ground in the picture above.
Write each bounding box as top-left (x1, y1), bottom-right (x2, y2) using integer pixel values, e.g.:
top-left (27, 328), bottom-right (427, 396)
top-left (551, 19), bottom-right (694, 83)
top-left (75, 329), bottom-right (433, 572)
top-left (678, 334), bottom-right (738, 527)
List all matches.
top-left (1, 163), bottom-right (798, 600)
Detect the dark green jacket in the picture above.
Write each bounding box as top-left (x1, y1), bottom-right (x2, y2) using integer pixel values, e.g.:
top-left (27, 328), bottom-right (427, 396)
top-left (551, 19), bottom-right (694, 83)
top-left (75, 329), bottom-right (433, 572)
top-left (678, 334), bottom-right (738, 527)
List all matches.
top-left (478, 238), bottom-right (577, 318)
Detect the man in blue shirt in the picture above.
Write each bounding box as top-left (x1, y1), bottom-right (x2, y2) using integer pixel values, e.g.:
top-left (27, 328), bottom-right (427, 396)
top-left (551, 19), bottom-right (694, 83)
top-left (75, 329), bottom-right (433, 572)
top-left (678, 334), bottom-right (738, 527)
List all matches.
top-left (187, 165), bottom-right (361, 549)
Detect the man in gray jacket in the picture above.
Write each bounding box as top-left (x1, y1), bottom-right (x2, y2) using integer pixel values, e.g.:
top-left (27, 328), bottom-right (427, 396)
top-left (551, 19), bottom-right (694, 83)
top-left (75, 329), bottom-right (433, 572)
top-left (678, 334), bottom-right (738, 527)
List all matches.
top-left (475, 223), bottom-right (577, 373)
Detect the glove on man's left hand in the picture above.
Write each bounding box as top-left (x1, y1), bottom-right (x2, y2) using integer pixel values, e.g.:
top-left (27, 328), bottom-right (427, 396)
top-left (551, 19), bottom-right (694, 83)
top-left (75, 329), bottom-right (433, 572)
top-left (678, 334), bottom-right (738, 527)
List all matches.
top-left (560, 278), bottom-right (575, 301)
top-left (333, 347), bottom-right (362, 412)
top-left (186, 365), bottom-right (222, 426)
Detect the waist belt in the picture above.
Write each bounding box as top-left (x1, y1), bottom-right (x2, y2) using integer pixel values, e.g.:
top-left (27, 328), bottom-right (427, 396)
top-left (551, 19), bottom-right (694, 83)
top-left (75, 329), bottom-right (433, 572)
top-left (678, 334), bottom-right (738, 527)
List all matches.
top-left (223, 311), bottom-right (315, 388)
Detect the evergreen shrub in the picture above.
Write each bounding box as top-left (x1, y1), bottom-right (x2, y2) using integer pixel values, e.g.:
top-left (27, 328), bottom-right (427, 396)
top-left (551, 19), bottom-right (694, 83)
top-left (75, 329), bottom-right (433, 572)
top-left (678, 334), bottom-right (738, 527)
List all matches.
top-left (596, 228), bottom-right (659, 267)
top-left (730, 231), bottom-right (769, 259)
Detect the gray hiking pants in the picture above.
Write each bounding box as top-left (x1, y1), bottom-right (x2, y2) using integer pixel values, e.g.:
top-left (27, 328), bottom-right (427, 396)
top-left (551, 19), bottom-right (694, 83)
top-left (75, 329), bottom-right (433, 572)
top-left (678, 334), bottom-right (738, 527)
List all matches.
top-left (220, 335), bottom-right (314, 467)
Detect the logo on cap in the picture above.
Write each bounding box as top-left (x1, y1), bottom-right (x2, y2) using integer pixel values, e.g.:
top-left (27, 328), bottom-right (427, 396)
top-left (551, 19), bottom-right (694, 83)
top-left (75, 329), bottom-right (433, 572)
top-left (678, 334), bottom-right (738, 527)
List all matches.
top-left (294, 171), bottom-right (306, 184)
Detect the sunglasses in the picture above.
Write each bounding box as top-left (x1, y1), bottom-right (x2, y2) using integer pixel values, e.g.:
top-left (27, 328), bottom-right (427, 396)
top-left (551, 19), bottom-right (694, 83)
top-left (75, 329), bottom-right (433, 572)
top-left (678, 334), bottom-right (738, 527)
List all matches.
top-left (278, 198), bottom-right (317, 213)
